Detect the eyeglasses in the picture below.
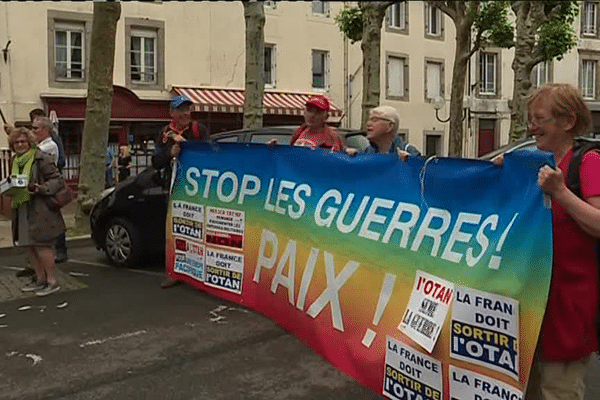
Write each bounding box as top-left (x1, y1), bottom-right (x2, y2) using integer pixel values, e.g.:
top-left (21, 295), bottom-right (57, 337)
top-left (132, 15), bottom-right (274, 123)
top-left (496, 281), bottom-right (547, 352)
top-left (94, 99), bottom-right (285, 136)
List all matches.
top-left (368, 116), bottom-right (392, 123)
top-left (528, 116), bottom-right (555, 127)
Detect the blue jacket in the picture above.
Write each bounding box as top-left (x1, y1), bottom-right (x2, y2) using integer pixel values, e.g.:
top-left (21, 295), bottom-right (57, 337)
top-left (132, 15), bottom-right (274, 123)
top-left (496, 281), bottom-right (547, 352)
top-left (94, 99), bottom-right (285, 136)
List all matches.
top-left (365, 134), bottom-right (421, 156)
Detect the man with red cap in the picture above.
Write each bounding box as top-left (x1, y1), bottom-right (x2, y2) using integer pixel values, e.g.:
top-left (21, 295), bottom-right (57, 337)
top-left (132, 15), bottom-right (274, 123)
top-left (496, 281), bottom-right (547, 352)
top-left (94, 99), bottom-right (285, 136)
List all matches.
top-left (152, 95), bottom-right (210, 288)
top-left (289, 94), bottom-right (344, 150)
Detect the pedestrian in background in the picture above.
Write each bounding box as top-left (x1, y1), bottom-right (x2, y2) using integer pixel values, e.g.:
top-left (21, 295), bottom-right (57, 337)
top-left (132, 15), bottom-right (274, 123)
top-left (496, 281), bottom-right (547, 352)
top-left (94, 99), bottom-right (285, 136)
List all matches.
top-left (32, 115), bottom-right (69, 264)
top-left (152, 95), bottom-right (210, 288)
top-left (5, 110), bottom-right (69, 278)
top-left (494, 83), bottom-right (600, 400)
top-left (29, 109), bottom-right (66, 172)
top-left (105, 146), bottom-right (116, 189)
top-left (117, 145), bottom-right (132, 182)
top-left (8, 127), bottom-right (65, 296)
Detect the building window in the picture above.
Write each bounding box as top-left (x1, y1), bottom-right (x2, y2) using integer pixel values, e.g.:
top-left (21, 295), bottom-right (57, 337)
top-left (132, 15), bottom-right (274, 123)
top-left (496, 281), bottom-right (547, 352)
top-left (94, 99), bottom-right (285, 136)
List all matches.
top-left (397, 129), bottom-right (409, 146)
top-left (531, 61), bottom-right (551, 88)
top-left (479, 52), bottom-right (497, 95)
top-left (48, 11), bottom-right (92, 89)
top-left (425, 133), bottom-right (442, 157)
top-left (130, 29), bottom-right (156, 84)
top-left (425, 60), bottom-right (444, 101)
top-left (264, 44), bottom-right (277, 87)
top-left (312, 50), bottom-right (329, 89)
top-left (581, 59), bottom-right (597, 99)
top-left (388, 2), bottom-right (407, 32)
top-left (387, 54), bottom-right (409, 100)
top-left (424, 3), bottom-right (443, 39)
top-left (312, 1), bottom-right (329, 16)
top-left (125, 18), bottom-right (165, 90)
top-left (582, 2), bottom-right (599, 37)
top-left (55, 22), bottom-right (85, 80)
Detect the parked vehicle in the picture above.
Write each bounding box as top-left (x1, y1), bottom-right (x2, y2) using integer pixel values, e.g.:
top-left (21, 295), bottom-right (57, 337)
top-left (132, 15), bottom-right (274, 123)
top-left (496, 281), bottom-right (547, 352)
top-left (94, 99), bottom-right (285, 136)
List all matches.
top-left (478, 137), bottom-right (538, 160)
top-left (479, 135), bottom-right (600, 160)
top-left (210, 125), bottom-right (370, 150)
top-left (90, 126), bottom-right (369, 267)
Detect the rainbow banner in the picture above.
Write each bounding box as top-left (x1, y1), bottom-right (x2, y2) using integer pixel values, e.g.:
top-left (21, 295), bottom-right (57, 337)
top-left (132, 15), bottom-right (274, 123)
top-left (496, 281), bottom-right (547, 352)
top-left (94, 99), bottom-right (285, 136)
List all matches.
top-left (166, 142), bottom-right (553, 400)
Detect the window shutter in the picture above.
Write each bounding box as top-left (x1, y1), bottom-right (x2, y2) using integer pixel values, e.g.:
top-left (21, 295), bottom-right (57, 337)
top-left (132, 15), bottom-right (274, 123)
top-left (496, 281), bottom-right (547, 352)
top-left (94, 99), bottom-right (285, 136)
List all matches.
top-left (404, 59), bottom-right (409, 95)
top-left (441, 64), bottom-right (445, 96)
top-left (327, 52), bottom-right (331, 90)
top-left (273, 46), bottom-right (277, 87)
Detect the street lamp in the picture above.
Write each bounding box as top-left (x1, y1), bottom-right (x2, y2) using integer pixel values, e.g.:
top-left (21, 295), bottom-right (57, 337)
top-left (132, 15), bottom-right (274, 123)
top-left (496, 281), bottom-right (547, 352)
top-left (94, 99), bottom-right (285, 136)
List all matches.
top-left (431, 95), bottom-right (466, 123)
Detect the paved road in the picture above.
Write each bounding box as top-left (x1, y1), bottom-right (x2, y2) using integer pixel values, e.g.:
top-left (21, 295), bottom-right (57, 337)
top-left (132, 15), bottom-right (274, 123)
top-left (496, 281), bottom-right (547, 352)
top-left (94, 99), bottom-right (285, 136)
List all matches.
top-left (0, 245), bottom-right (378, 400)
top-left (0, 245), bottom-right (598, 400)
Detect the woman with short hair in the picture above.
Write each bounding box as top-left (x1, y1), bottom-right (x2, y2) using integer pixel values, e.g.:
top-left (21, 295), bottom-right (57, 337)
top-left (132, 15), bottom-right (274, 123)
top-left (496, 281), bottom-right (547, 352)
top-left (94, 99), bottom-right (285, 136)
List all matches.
top-left (8, 127), bottom-right (65, 296)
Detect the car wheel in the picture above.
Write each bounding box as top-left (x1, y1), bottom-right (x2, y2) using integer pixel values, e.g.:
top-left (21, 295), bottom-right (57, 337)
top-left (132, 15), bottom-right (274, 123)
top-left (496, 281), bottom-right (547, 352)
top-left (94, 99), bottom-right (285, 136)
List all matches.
top-left (104, 217), bottom-right (140, 267)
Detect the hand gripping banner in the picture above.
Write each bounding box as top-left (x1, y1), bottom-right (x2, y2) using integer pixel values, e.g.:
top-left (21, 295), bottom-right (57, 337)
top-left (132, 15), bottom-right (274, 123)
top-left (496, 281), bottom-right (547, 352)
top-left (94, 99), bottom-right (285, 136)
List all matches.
top-left (166, 142), bottom-right (554, 400)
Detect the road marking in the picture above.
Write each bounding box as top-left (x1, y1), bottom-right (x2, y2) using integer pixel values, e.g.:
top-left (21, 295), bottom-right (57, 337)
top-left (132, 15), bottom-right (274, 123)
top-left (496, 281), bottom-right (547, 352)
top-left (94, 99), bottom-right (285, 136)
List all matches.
top-left (0, 265), bottom-right (23, 272)
top-left (79, 330), bottom-right (147, 348)
top-left (1, 261), bottom-right (162, 277)
top-left (69, 260), bottom-right (163, 277)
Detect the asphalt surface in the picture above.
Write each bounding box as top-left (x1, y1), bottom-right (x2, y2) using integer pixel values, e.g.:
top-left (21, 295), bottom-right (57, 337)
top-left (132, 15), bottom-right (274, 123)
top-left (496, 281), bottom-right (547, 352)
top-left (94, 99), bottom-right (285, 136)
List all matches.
top-left (0, 244), bottom-right (598, 400)
top-left (0, 244), bottom-right (379, 400)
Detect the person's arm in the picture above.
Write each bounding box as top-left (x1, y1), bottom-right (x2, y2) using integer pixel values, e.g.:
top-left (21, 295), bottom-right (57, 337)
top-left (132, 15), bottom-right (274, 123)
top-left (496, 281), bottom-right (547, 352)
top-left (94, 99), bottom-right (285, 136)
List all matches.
top-left (539, 153), bottom-right (600, 238)
top-left (404, 143), bottom-right (421, 157)
top-left (152, 131), bottom-right (170, 170)
top-left (396, 136), bottom-right (421, 157)
top-left (327, 127), bottom-right (345, 151)
top-left (50, 142), bottom-right (59, 167)
top-left (33, 152), bottom-right (63, 196)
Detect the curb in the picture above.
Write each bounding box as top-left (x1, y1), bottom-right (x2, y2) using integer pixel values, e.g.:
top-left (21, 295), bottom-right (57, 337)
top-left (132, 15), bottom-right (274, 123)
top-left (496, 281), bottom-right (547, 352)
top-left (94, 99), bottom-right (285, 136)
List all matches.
top-left (0, 235), bottom-right (94, 257)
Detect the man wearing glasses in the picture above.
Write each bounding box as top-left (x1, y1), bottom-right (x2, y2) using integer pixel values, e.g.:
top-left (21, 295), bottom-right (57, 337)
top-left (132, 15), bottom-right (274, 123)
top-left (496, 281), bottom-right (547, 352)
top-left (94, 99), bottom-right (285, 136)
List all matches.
top-left (363, 106), bottom-right (420, 157)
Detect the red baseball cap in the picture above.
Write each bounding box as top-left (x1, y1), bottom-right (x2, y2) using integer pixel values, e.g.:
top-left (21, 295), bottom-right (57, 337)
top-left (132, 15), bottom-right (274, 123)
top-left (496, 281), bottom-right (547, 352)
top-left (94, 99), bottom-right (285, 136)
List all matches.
top-left (305, 94), bottom-right (330, 111)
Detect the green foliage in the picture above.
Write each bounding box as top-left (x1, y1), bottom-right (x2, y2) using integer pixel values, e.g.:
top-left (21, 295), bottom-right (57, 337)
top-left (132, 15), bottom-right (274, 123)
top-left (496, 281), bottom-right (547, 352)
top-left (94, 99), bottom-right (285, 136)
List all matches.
top-left (537, 1), bottom-right (579, 61)
top-left (335, 5), bottom-right (363, 43)
top-left (474, 1), bottom-right (514, 48)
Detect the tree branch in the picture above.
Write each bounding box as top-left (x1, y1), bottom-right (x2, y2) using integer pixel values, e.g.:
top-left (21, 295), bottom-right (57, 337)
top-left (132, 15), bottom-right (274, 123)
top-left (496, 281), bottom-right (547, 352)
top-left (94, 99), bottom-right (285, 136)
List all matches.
top-left (428, 1), bottom-right (456, 21)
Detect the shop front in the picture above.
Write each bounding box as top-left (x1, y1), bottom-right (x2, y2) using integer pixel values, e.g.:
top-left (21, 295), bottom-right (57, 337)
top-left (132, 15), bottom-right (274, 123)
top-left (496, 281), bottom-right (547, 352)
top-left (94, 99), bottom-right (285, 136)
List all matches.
top-left (41, 85), bottom-right (343, 182)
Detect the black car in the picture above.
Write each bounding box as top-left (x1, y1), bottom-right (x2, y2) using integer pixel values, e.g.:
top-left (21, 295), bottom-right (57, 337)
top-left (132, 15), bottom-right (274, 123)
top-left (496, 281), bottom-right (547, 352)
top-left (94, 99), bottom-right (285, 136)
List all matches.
top-left (90, 126), bottom-right (369, 267)
top-left (211, 125), bottom-right (370, 150)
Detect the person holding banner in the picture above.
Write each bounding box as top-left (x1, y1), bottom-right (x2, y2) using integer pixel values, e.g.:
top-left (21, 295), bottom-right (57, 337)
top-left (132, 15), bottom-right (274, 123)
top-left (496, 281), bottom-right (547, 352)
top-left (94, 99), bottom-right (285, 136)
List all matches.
top-left (494, 83), bottom-right (600, 400)
top-left (268, 94), bottom-right (345, 151)
top-left (347, 105), bottom-right (421, 158)
top-left (153, 95), bottom-right (210, 288)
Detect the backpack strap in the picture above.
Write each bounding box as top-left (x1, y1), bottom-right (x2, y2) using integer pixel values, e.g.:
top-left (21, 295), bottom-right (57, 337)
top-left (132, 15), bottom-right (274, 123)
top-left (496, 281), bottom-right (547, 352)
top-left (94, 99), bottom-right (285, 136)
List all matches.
top-left (191, 121), bottom-right (200, 139)
top-left (567, 139), bottom-right (600, 199)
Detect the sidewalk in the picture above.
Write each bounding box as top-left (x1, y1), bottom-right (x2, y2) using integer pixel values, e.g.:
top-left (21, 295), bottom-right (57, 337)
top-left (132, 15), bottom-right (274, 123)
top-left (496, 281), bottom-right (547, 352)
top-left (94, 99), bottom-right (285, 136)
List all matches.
top-left (0, 199), bottom-right (89, 250)
top-left (0, 200), bottom-right (91, 302)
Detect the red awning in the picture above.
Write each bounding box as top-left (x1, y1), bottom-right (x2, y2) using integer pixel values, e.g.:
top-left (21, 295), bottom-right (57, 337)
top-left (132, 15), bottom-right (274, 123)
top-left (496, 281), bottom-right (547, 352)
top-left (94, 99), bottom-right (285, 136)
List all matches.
top-left (172, 87), bottom-right (343, 118)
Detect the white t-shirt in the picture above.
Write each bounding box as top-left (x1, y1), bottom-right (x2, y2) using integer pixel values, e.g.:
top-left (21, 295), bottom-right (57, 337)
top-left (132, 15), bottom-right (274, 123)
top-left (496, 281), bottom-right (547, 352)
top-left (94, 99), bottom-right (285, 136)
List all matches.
top-left (38, 136), bottom-right (59, 166)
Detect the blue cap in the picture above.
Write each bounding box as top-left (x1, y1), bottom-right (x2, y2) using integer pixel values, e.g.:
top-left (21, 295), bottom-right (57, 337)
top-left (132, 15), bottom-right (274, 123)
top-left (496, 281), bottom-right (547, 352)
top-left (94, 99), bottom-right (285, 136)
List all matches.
top-left (170, 95), bottom-right (193, 109)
